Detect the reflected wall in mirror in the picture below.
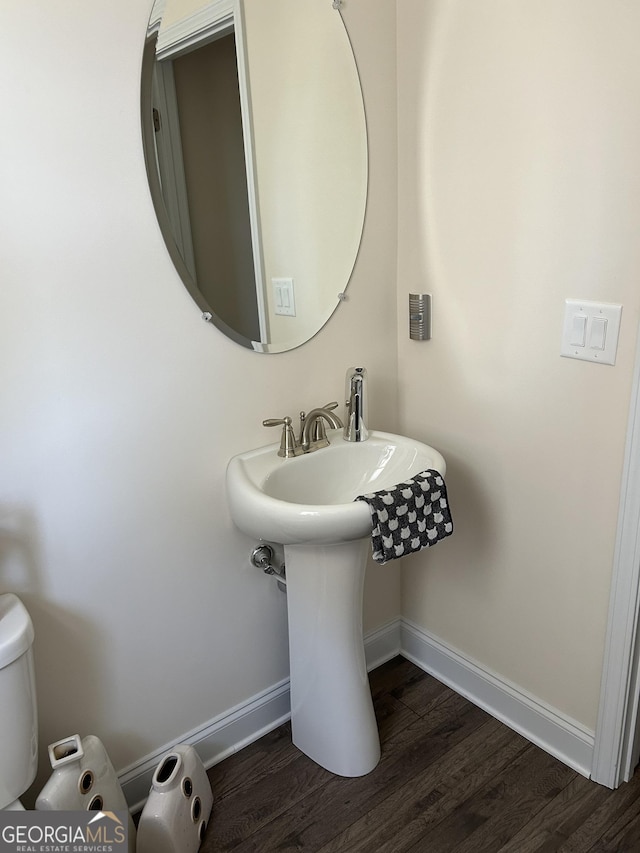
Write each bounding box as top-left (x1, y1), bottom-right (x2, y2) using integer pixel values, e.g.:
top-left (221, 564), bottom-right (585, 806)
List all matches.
top-left (142, 0), bottom-right (368, 352)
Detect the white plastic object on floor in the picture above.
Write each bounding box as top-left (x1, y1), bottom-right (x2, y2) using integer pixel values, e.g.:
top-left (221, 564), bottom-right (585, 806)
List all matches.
top-left (0, 593), bottom-right (38, 811)
top-left (36, 734), bottom-right (136, 852)
top-left (137, 744), bottom-right (213, 853)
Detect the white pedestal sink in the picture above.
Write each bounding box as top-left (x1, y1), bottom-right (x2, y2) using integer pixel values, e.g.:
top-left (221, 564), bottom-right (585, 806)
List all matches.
top-left (226, 429), bottom-right (446, 777)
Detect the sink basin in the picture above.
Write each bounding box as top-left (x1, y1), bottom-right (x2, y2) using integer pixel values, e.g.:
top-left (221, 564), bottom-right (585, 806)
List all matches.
top-left (226, 429), bottom-right (446, 545)
top-left (226, 428), bottom-right (447, 778)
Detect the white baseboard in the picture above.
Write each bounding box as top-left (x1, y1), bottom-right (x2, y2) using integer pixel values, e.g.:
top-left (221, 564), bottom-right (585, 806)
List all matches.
top-left (119, 616), bottom-right (594, 809)
top-left (118, 619), bottom-right (402, 811)
top-left (400, 618), bottom-right (595, 778)
top-left (364, 617), bottom-right (403, 671)
top-left (118, 678), bottom-right (291, 813)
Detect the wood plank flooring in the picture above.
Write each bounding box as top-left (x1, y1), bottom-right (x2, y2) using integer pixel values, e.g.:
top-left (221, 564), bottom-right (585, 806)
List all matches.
top-left (200, 657), bottom-right (640, 852)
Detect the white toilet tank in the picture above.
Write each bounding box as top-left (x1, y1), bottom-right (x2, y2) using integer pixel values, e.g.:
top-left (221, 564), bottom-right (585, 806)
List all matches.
top-left (0, 594), bottom-right (37, 810)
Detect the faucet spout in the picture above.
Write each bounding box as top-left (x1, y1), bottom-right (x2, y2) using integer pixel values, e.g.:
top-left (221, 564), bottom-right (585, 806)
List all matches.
top-left (344, 367), bottom-right (369, 442)
top-left (301, 408), bottom-right (344, 452)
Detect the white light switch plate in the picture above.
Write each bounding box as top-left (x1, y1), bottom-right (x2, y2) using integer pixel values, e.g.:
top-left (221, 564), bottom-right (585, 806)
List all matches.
top-left (273, 277), bottom-right (296, 316)
top-left (561, 299), bottom-right (622, 365)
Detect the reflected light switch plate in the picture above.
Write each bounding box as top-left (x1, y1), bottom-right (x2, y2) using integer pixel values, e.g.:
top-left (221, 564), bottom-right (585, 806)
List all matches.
top-left (561, 300), bottom-right (622, 365)
top-left (273, 278), bottom-right (296, 317)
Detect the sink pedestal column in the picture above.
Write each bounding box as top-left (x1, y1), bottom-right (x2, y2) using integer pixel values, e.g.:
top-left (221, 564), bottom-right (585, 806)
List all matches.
top-left (283, 538), bottom-right (380, 777)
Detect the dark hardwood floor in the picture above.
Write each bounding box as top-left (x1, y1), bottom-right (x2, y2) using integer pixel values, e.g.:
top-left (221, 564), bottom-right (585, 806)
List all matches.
top-left (200, 657), bottom-right (640, 852)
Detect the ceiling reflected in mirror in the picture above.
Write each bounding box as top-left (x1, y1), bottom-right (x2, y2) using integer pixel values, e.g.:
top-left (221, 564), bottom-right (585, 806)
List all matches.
top-left (142, 0), bottom-right (368, 352)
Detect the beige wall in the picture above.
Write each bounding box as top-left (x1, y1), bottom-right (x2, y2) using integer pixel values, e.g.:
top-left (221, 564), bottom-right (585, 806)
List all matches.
top-left (397, 0), bottom-right (640, 730)
top-left (159, 0), bottom-right (211, 30)
top-left (0, 0), bottom-right (398, 794)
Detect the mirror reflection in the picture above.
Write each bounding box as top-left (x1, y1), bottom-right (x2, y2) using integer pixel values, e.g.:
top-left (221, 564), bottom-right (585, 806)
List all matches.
top-left (142, 0), bottom-right (368, 352)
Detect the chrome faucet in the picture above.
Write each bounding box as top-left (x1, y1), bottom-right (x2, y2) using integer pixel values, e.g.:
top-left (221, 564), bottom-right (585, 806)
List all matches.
top-left (300, 405), bottom-right (344, 452)
top-left (344, 367), bottom-right (369, 442)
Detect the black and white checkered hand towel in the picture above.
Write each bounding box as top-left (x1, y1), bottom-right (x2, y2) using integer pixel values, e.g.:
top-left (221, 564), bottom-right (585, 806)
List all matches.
top-left (356, 469), bottom-right (453, 564)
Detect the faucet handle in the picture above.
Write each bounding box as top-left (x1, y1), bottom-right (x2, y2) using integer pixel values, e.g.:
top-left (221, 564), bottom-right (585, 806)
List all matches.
top-left (263, 416), bottom-right (302, 458)
top-left (321, 401), bottom-right (339, 411)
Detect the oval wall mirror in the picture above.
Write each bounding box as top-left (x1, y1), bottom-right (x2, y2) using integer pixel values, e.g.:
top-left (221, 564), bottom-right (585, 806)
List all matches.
top-left (141, 0), bottom-right (368, 353)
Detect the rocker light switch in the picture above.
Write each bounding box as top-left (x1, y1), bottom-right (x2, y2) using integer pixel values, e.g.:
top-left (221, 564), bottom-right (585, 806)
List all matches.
top-left (590, 317), bottom-right (607, 350)
top-left (561, 300), bottom-right (622, 365)
top-left (569, 315), bottom-right (587, 347)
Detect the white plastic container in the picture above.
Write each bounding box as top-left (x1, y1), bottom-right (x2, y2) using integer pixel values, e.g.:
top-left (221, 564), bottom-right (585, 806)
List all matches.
top-left (0, 593), bottom-right (37, 810)
top-left (137, 744), bottom-right (213, 853)
top-left (36, 734), bottom-right (136, 852)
